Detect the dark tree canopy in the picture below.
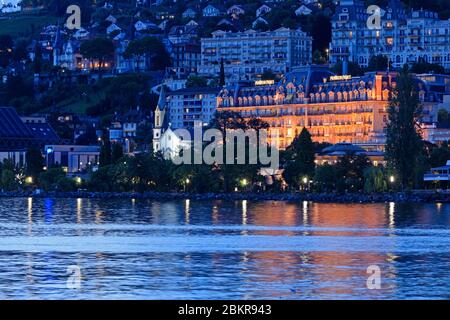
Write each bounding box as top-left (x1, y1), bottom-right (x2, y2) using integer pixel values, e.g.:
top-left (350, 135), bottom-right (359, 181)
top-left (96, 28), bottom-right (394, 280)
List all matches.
top-left (385, 65), bottom-right (423, 189)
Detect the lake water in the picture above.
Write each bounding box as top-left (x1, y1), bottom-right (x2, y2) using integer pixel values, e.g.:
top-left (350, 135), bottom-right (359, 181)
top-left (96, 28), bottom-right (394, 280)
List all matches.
top-left (0, 197), bottom-right (448, 299)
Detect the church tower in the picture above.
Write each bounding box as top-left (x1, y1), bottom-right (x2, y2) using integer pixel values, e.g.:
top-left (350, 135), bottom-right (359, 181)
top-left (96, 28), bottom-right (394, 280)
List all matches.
top-left (153, 85), bottom-right (167, 152)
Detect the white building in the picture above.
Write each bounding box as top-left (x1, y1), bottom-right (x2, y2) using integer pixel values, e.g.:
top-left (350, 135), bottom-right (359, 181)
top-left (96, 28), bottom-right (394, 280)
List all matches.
top-left (330, 0), bottom-right (450, 70)
top-left (166, 87), bottom-right (220, 129)
top-left (45, 145), bottom-right (100, 174)
top-left (198, 28), bottom-right (312, 83)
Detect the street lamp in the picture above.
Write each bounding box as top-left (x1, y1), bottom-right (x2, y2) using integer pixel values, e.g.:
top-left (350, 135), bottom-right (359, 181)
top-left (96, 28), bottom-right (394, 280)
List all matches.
top-left (184, 178), bottom-right (190, 192)
top-left (389, 175), bottom-right (395, 183)
top-left (25, 176), bottom-right (33, 185)
top-left (302, 176), bottom-right (308, 184)
top-left (75, 177), bottom-right (82, 185)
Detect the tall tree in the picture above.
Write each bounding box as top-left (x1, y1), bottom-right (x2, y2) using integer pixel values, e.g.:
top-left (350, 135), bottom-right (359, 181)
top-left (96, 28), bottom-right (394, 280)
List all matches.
top-left (385, 65), bottom-right (423, 190)
top-left (282, 127), bottom-right (315, 189)
top-left (80, 38), bottom-right (115, 73)
top-left (26, 146), bottom-right (44, 179)
top-left (219, 58), bottom-right (225, 86)
top-left (99, 136), bottom-right (112, 167)
top-left (124, 37), bottom-right (171, 72)
top-left (111, 142), bottom-right (124, 164)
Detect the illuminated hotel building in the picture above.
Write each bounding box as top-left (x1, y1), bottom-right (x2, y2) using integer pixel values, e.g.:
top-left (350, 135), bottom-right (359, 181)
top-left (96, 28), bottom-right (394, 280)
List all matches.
top-left (217, 65), bottom-right (447, 150)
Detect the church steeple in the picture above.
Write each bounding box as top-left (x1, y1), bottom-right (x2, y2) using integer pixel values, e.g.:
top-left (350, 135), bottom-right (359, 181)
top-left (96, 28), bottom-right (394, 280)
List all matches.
top-left (153, 85), bottom-right (167, 153)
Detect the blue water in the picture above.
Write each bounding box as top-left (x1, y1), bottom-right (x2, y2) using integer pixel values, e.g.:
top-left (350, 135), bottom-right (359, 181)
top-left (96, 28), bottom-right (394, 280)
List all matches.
top-left (0, 198), bottom-right (448, 299)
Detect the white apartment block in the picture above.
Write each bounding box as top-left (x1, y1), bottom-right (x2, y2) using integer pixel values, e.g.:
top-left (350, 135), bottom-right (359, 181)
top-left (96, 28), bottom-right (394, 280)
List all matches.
top-left (330, 0), bottom-right (450, 70)
top-left (198, 27), bottom-right (312, 83)
top-left (167, 87), bottom-right (221, 129)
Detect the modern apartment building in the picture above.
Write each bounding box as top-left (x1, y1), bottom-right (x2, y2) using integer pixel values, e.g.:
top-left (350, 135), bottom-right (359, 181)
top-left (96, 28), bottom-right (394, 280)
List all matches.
top-left (330, 0), bottom-right (450, 70)
top-left (198, 27), bottom-right (312, 83)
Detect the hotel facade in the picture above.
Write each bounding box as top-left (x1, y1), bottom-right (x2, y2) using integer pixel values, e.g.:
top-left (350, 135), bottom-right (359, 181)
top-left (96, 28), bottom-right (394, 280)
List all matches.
top-left (198, 28), bottom-right (312, 83)
top-left (217, 65), bottom-right (449, 150)
top-left (330, 0), bottom-right (450, 70)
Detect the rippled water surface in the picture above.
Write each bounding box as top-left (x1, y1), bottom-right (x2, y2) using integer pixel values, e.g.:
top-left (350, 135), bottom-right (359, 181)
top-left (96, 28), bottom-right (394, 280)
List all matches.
top-left (0, 197), bottom-right (449, 299)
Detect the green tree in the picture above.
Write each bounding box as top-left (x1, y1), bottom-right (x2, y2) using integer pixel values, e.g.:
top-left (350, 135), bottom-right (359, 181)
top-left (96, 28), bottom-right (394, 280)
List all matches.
top-left (429, 142), bottom-right (450, 168)
top-left (111, 142), bottom-right (124, 164)
top-left (314, 164), bottom-right (336, 192)
top-left (364, 166), bottom-right (388, 193)
top-left (25, 146), bottom-right (44, 180)
top-left (39, 167), bottom-right (66, 191)
top-left (386, 65), bottom-right (423, 190)
top-left (367, 55), bottom-right (389, 71)
top-left (437, 109), bottom-right (449, 123)
top-left (80, 38), bottom-right (115, 73)
top-left (124, 37), bottom-right (171, 72)
top-left (261, 70), bottom-right (277, 81)
top-left (186, 75), bottom-right (208, 88)
top-left (99, 136), bottom-right (112, 167)
top-left (219, 58), bottom-right (225, 86)
top-left (283, 128), bottom-right (315, 189)
top-left (0, 35), bottom-right (13, 68)
top-left (410, 58), bottom-right (445, 74)
top-left (1, 168), bottom-right (16, 191)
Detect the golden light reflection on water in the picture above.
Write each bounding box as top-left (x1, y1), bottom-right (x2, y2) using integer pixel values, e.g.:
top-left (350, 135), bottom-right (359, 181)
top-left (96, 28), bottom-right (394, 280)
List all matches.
top-left (234, 202), bottom-right (398, 298)
top-left (77, 198), bottom-right (83, 224)
top-left (12, 198), bottom-right (447, 299)
top-left (185, 199), bottom-right (190, 224)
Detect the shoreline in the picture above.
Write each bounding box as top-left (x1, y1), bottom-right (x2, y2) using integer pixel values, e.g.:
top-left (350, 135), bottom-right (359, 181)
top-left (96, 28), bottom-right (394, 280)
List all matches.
top-left (0, 191), bottom-right (449, 203)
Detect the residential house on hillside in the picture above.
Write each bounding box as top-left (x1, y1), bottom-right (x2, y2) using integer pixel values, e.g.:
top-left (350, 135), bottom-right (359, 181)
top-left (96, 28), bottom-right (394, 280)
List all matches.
top-left (134, 20), bottom-right (159, 32)
top-left (202, 5), bottom-right (222, 17)
top-left (105, 14), bottom-right (117, 24)
top-left (227, 5), bottom-right (245, 18)
top-left (171, 41), bottom-right (201, 74)
top-left (217, 19), bottom-right (234, 28)
top-left (182, 8), bottom-right (197, 19)
top-left (186, 20), bottom-right (198, 27)
top-left (168, 25), bottom-right (199, 45)
top-left (53, 41), bottom-right (83, 71)
top-left (73, 28), bottom-right (90, 40)
top-left (252, 17), bottom-right (269, 29)
top-left (115, 40), bottom-right (149, 73)
top-left (256, 4), bottom-right (271, 17)
top-left (295, 5), bottom-right (313, 16)
top-left (106, 23), bottom-right (122, 35)
top-left (109, 109), bottom-right (150, 154)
